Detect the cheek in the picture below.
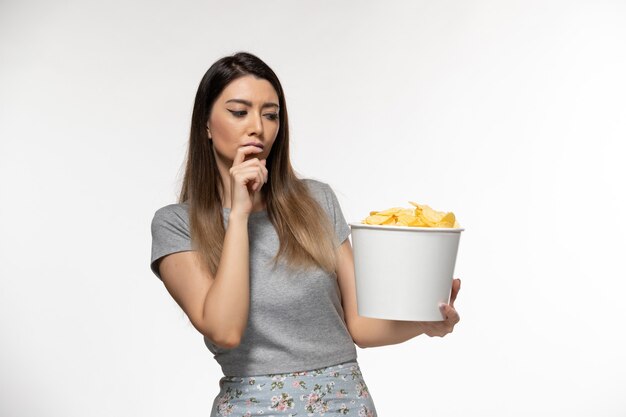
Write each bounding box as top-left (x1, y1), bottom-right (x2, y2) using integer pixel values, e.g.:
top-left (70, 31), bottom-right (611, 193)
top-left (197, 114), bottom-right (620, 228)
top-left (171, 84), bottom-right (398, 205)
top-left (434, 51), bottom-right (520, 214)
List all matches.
top-left (270, 123), bottom-right (280, 138)
top-left (212, 119), bottom-right (239, 142)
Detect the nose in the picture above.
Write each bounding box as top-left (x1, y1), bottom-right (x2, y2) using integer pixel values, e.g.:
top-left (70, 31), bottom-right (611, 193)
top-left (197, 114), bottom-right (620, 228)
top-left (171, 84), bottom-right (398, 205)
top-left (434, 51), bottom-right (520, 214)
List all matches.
top-left (248, 112), bottom-right (264, 137)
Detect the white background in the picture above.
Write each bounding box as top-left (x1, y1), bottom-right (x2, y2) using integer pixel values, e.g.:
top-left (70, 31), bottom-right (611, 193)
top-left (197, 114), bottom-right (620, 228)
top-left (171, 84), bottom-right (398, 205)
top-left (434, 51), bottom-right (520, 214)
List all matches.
top-left (1, 1), bottom-right (625, 416)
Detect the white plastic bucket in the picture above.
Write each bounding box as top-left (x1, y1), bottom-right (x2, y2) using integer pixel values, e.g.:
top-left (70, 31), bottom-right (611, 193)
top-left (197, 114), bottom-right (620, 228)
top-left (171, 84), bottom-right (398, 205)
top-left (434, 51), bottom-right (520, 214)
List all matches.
top-left (349, 223), bottom-right (464, 321)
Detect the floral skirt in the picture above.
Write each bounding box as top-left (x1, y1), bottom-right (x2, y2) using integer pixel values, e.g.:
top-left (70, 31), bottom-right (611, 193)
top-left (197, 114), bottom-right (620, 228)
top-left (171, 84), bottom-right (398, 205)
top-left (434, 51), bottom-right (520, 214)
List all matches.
top-left (210, 360), bottom-right (377, 417)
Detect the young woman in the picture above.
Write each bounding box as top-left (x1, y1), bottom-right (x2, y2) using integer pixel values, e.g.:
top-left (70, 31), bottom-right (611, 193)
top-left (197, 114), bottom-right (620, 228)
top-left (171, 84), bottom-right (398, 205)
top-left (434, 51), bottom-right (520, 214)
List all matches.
top-left (150, 51), bottom-right (461, 417)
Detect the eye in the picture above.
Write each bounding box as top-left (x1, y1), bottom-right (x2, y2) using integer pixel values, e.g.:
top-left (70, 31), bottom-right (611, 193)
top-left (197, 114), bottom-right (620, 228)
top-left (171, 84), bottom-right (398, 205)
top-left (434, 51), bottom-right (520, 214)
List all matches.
top-left (228, 110), bottom-right (247, 117)
top-left (265, 113), bottom-right (279, 121)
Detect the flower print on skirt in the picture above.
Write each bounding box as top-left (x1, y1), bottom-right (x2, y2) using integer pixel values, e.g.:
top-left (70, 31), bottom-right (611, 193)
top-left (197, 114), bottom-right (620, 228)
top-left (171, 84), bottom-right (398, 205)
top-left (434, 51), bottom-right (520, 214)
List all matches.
top-left (210, 360), bottom-right (377, 417)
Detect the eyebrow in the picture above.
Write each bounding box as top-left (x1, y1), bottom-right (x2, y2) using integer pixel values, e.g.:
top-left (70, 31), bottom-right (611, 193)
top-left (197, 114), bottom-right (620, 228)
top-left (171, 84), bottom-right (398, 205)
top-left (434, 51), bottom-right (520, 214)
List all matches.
top-left (225, 99), bottom-right (280, 109)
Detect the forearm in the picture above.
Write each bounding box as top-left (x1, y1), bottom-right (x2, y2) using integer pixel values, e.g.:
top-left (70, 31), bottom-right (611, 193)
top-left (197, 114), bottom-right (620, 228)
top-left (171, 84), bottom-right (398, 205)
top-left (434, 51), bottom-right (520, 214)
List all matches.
top-left (352, 316), bottom-right (426, 348)
top-left (202, 213), bottom-right (250, 344)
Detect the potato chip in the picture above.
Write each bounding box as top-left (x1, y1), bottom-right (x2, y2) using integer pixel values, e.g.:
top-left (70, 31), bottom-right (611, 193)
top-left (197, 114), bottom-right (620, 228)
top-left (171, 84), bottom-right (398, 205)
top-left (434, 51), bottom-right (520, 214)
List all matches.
top-left (363, 202), bottom-right (460, 228)
top-left (363, 214), bottom-right (392, 225)
top-left (376, 207), bottom-right (404, 216)
top-left (396, 214), bottom-right (415, 226)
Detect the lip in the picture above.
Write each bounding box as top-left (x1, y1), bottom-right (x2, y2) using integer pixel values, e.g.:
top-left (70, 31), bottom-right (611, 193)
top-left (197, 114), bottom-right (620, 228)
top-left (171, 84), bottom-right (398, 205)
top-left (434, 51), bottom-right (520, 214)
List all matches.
top-left (243, 142), bottom-right (264, 150)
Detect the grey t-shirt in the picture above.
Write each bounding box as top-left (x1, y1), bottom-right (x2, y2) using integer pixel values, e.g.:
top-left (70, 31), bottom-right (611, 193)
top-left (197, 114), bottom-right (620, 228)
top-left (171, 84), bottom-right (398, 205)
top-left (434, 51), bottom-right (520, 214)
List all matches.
top-left (150, 178), bottom-right (357, 376)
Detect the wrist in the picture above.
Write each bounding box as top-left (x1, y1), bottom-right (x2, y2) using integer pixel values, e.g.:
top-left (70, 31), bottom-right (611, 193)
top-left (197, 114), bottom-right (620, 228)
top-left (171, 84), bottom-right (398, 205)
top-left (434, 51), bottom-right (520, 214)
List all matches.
top-left (228, 211), bottom-right (250, 223)
top-left (411, 321), bottom-right (427, 336)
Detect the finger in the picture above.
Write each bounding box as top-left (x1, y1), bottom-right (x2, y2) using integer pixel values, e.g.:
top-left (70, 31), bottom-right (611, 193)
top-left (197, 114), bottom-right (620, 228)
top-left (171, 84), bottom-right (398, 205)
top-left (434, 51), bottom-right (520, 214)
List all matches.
top-left (449, 278), bottom-right (461, 308)
top-left (233, 145), bottom-right (264, 166)
top-left (232, 158), bottom-right (266, 171)
top-left (261, 160), bottom-right (268, 183)
top-left (255, 161), bottom-right (268, 188)
top-left (230, 159), bottom-right (267, 192)
top-left (232, 166), bottom-right (266, 190)
top-left (233, 154), bottom-right (267, 168)
top-left (443, 304), bottom-right (460, 325)
top-left (251, 164), bottom-right (268, 191)
top-left (255, 167), bottom-right (264, 190)
top-left (249, 167), bottom-right (260, 191)
top-left (439, 302), bottom-right (447, 320)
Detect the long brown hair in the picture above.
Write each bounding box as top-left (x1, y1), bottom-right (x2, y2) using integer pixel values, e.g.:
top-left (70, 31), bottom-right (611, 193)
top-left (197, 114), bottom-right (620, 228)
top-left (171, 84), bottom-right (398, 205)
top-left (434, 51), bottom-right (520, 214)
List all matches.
top-left (178, 52), bottom-right (338, 276)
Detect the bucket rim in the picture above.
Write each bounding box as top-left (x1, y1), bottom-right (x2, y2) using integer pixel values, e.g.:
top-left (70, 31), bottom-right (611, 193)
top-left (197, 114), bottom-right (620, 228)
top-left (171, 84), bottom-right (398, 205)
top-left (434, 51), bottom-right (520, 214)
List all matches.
top-left (349, 222), bottom-right (464, 233)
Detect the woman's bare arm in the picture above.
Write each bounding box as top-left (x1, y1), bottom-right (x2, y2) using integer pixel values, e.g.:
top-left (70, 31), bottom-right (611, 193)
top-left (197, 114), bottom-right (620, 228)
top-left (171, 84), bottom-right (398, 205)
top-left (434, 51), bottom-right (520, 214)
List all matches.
top-left (158, 145), bottom-right (268, 349)
top-left (158, 211), bottom-right (251, 349)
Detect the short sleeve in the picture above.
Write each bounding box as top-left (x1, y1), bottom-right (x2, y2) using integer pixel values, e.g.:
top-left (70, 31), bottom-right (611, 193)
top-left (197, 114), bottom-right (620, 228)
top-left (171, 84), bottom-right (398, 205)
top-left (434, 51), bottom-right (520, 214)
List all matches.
top-left (150, 204), bottom-right (193, 280)
top-left (324, 184), bottom-right (351, 247)
top-left (302, 179), bottom-right (352, 248)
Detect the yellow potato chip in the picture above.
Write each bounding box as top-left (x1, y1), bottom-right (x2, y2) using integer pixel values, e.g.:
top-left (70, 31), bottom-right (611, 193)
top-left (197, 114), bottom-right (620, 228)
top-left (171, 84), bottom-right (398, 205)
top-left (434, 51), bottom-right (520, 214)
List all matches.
top-left (396, 214), bottom-right (415, 226)
top-left (381, 216), bottom-right (396, 225)
top-left (376, 207), bottom-right (404, 216)
top-left (363, 214), bottom-right (391, 225)
top-left (362, 201), bottom-right (460, 228)
top-left (438, 212), bottom-right (456, 228)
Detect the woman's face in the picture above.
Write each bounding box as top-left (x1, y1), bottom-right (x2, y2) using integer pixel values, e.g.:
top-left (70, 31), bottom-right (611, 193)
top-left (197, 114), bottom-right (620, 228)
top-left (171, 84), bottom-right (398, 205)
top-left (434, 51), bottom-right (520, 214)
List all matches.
top-left (208, 75), bottom-right (280, 170)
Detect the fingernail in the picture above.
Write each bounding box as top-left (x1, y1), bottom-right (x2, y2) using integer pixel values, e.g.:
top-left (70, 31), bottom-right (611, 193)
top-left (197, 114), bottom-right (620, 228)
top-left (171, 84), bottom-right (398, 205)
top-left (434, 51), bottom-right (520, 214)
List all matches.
top-left (438, 302), bottom-right (446, 310)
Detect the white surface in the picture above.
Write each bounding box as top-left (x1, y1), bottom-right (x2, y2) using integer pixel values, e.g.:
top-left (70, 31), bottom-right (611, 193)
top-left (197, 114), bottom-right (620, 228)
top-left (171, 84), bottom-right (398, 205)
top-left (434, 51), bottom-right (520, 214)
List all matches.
top-left (350, 223), bottom-right (463, 321)
top-left (1, 1), bottom-right (625, 416)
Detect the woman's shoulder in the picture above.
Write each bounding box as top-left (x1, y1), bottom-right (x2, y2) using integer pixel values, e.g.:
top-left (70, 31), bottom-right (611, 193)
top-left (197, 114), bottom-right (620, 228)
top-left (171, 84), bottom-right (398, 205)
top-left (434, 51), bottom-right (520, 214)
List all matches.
top-left (152, 202), bottom-right (190, 226)
top-left (301, 177), bottom-right (331, 194)
top-left (300, 178), bottom-right (342, 211)
top-left (154, 201), bottom-right (188, 214)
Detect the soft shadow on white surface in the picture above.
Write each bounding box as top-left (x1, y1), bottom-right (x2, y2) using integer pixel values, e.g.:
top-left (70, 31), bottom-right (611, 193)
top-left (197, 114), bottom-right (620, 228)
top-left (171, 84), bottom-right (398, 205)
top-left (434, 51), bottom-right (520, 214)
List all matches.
top-left (1, 1), bottom-right (624, 416)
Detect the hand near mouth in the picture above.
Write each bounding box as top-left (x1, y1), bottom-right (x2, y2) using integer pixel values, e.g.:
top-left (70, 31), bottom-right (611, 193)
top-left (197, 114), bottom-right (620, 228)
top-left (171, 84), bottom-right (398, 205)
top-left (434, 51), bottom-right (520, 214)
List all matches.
top-left (242, 143), bottom-right (264, 161)
top-left (229, 145), bottom-right (268, 216)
